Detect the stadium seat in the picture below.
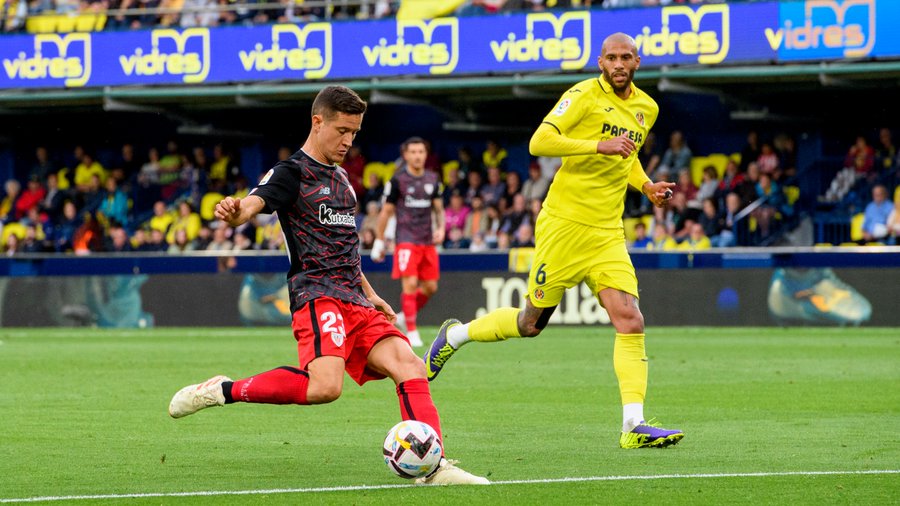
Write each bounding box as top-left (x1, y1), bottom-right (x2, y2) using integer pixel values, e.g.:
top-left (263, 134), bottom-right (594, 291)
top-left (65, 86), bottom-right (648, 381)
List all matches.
top-left (850, 213), bottom-right (865, 242)
top-left (442, 160), bottom-right (459, 185)
top-left (706, 153), bottom-right (730, 179)
top-left (200, 192), bottom-right (225, 222)
top-left (363, 162), bottom-right (384, 188)
top-left (689, 156), bottom-right (708, 186)
top-left (1, 222), bottom-right (27, 245)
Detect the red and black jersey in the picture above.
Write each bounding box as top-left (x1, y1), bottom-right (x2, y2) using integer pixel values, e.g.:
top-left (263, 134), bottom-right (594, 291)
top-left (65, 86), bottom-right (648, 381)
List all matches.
top-left (383, 167), bottom-right (442, 245)
top-left (250, 149), bottom-right (370, 312)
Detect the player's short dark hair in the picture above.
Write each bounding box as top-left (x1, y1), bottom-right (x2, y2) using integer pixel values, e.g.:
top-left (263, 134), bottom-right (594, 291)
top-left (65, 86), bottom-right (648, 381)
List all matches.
top-left (311, 85), bottom-right (367, 119)
top-left (401, 136), bottom-right (428, 153)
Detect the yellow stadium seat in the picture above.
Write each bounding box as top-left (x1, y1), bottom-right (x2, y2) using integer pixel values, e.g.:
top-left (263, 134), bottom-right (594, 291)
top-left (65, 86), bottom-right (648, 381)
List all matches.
top-left (850, 213), bottom-right (865, 242)
top-left (689, 156), bottom-right (708, 187)
top-left (894, 186), bottom-right (900, 203)
top-left (200, 192), bottom-right (225, 222)
top-left (623, 217), bottom-right (640, 242)
top-left (442, 160), bottom-right (459, 185)
top-left (706, 153), bottom-right (730, 179)
top-left (641, 214), bottom-right (654, 231)
top-left (1, 222), bottom-right (26, 245)
top-left (730, 152), bottom-right (741, 165)
top-left (814, 243), bottom-right (833, 248)
top-left (381, 161), bottom-right (397, 183)
top-left (363, 162), bottom-right (384, 188)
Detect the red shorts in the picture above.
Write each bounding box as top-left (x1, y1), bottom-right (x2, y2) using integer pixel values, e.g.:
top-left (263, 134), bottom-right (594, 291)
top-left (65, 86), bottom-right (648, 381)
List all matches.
top-left (392, 243), bottom-right (440, 281)
top-left (292, 297), bottom-right (407, 385)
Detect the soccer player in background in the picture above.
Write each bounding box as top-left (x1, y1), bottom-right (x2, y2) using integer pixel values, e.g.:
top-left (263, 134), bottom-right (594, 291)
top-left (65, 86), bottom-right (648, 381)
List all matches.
top-left (424, 33), bottom-right (684, 449)
top-left (370, 137), bottom-right (445, 347)
top-left (168, 86), bottom-right (487, 485)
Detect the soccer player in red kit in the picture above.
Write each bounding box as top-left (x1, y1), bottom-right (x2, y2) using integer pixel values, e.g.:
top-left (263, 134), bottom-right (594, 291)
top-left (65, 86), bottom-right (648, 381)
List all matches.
top-left (370, 137), bottom-right (445, 347)
top-left (167, 86), bottom-right (486, 485)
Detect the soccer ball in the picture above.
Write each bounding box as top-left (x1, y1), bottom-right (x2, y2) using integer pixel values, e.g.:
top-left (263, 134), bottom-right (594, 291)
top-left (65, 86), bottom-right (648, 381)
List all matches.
top-left (382, 420), bottom-right (443, 479)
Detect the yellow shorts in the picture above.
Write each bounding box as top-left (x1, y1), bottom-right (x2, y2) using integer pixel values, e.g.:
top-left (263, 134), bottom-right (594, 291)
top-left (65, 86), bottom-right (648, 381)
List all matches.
top-left (527, 212), bottom-right (638, 308)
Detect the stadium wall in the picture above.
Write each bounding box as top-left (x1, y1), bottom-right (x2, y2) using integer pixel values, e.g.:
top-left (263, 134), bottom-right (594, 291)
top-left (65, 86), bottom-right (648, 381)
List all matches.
top-left (0, 250), bottom-right (897, 327)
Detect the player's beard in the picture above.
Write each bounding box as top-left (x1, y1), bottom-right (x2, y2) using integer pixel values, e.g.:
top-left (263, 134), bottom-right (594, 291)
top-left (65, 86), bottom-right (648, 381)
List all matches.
top-left (603, 68), bottom-right (635, 93)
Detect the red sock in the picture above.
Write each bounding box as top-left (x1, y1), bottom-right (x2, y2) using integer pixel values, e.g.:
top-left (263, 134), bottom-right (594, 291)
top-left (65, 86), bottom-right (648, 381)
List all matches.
top-left (415, 289), bottom-right (430, 311)
top-left (226, 366), bottom-right (309, 405)
top-left (401, 293), bottom-right (418, 331)
top-left (396, 378), bottom-right (443, 447)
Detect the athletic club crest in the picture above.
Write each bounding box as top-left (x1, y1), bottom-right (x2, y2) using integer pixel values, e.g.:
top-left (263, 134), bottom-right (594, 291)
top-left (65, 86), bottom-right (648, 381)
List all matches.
top-left (635, 112), bottom-right (645, 126)
top-left (331, 332), bottom-right (345, 347)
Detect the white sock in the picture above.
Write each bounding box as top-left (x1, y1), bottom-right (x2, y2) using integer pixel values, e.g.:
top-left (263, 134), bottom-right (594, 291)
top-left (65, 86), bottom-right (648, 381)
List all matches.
top-left (406, 329), bottom-right (422, 347)
top-left (446, 323), bottom-right (471, 349)
top-left (622, 403), bottom-right (645, 432)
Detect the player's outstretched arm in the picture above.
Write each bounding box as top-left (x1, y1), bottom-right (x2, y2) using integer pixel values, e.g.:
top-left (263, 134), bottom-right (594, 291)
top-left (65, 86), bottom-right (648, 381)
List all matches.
top-left (529, 123), bottom-right (599, 158)
top-left (215, 195), bottom-right (265, 227)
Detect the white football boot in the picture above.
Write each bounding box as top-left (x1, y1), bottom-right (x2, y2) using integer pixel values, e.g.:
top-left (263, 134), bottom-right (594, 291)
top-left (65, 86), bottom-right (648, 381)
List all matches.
top-left (168, 375), bottom-right (231, 418)
top-left (415, 459), bottom-right (490, 486)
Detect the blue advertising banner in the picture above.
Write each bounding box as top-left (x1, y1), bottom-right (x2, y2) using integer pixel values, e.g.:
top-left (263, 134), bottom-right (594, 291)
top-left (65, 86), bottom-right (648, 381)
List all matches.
top-left (1, 0), bottom-right (897, 90)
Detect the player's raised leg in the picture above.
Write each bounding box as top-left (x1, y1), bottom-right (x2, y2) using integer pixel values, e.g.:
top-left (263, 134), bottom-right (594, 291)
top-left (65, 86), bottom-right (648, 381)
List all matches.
top-left (424, 301), bottom-right (552, 381)
top-left (599, 288), bottom-right (683, 448)
top-left (368, 336), bottom-right (488, 485)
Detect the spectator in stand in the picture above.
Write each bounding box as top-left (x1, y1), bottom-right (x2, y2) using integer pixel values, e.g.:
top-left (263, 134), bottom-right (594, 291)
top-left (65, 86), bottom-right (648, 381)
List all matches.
top-left (482, 139), bottom-right (508, 172)
top-left (358, 228), bottom-right (375, 251)
top-left (358, 200), bottom-right (380, 235)
top-left (3, 234), bottom-right (19, 256)
top-left (360, 171), bottom-right (384, 211)
top-left (756, 141), bottom-right (779, 178)
top-left (774, 133), bottom-right (797, 182)
top-left (49, 200), bottom-right (79, 252)
top-left (535, 154), bottom-right (561, 182)
top-left (15, 176), bottom-right (46, 221)
top-left (112, 143), bottom-right (142, 188)
top-left (444, 190), bottom-right (470, 239)
top-left (463, 170), bottom-right (483, 206)
top-left (343, 145), bottom-right (366, 199)
top-left (753, 172), bottom-right (785, 239)
top-left (209, 143), bottom-right (235, 185)
top-left (135, 147), bottom-right (163, 213)
top-left (131, 228), bottom-right (151, 251)
top-left (443, 226), bottom-right (471, 250)
top-left (482, 204), bottom-right (502, 248)
top-left (699, 197), bottom-right (726, 247)
top-left (676, 169), bottom-right (698, 208)
top-left (739, 130), bottom-right (760, 172)
top-left (147, 200), bottom-right (175, 235)
top-left (522, 161), bottom-right (550, 203)
top-left (640, 131), bottom-right (662, 179)
top-left (138, 147), bottom-right (162, 186)
top-left (78, 174), bottom-right (104, 213)
top-left (441, 164), bottom-right (466, 206)
top-left (737, 162), bottom-right (761, 207)
top-left (715, 158), bottom-right (744, 209)
top-left (501, 170), bottom-right (522, 211)
top-left (677, 223), bottom-right (711, 251)
top-left (479, 166), bottom-right (506, 209)
top-left (97, 176), bottom-right (129, 227)
top-left (469, 232), bottom-right (488, 252)
top-left (510, 221), bottom-right (535, 248)
top-left (20, 224), bottom-right (47, 253)
top-left (659, 191), bottom-right (693, 241)
top-left (180, 0), bottom-right (219, 27)
top-left (464, 194), bottom-right (487, 240)
top-left (72, 211), bottom-right (104, 254)
top-left (29, 146), bottom-right (56, 182)
top-left (40, 173), bottom-right (67, 224)
top-left (158, 140), bottom-right (185, 200)
top-left (693, 165), bottom-right (719, 209)
top-left (167, 228), bottom-right (195, 254)
top-left (73, 152), bottom-right (107, 193)
top-left (0, 179), bottom-right (21, 224)
top-left (886, 192), bottom-right (900, 245)
top-left (629, 222), bottom-right (652, 250)
top-left (166, 200), bottom-right (202, 244)
top-left (861, 184), bottom-right (893, 243)
top-left (193, 223), bottom-right (214, 250)
top-left (874, 128), bottom-right (896, 173)
top-left (823, 135), bottom-right (876, 203)
top-left (498, 193), bottom-right (530, 245)
top-left (648, 222), bottom-right (677, 251)
top-left (721, 192), bottom-right (744, 247)
top-left (145, 228), bottom-right (168, 251)
top-left (105, 224), bottom-right (133, 252)
top-left (206, 224), bottom-right (234, 251)
top-left (455, 146), bottom-right (482, 179)
top-left (654, 130), bottom-right (692, 182)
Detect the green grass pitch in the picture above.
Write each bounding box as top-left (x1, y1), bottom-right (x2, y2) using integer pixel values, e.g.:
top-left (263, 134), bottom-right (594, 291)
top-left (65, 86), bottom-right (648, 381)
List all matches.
top-left (1, 327), bottom-right (897, 504)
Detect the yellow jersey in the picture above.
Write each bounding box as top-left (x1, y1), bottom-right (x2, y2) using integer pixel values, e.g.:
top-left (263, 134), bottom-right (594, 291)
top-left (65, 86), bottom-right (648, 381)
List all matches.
top-left (537, 74), bottom-right (658, 229)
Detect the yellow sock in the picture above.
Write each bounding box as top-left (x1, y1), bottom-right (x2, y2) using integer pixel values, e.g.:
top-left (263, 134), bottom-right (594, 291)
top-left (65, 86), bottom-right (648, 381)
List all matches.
top-left (467, 307), bottom-right (522, 342)
top-left (614, 333), bottom-right (648, 405)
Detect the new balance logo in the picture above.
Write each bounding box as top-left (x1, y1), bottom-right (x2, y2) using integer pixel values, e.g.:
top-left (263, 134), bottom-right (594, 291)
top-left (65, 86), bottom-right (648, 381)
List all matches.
top-left (318, 187), bottom-right (331, 195)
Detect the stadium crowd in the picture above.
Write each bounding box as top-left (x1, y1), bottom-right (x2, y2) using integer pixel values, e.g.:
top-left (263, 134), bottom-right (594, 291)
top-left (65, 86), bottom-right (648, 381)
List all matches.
top-left (3, 0), bottom-right (742, 34)
top-left (2, 126), bottom-right (897, 256)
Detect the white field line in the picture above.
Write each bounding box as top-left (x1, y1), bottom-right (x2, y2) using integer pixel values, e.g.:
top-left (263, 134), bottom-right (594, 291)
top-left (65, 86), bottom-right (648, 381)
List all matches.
top-left (1, 469), bottom-right (897, 503)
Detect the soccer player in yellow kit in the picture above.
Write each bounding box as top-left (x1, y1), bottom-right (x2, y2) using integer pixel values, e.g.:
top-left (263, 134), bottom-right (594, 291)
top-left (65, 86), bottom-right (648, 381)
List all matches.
top-left (424, 33), bottom-right (683, 449)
